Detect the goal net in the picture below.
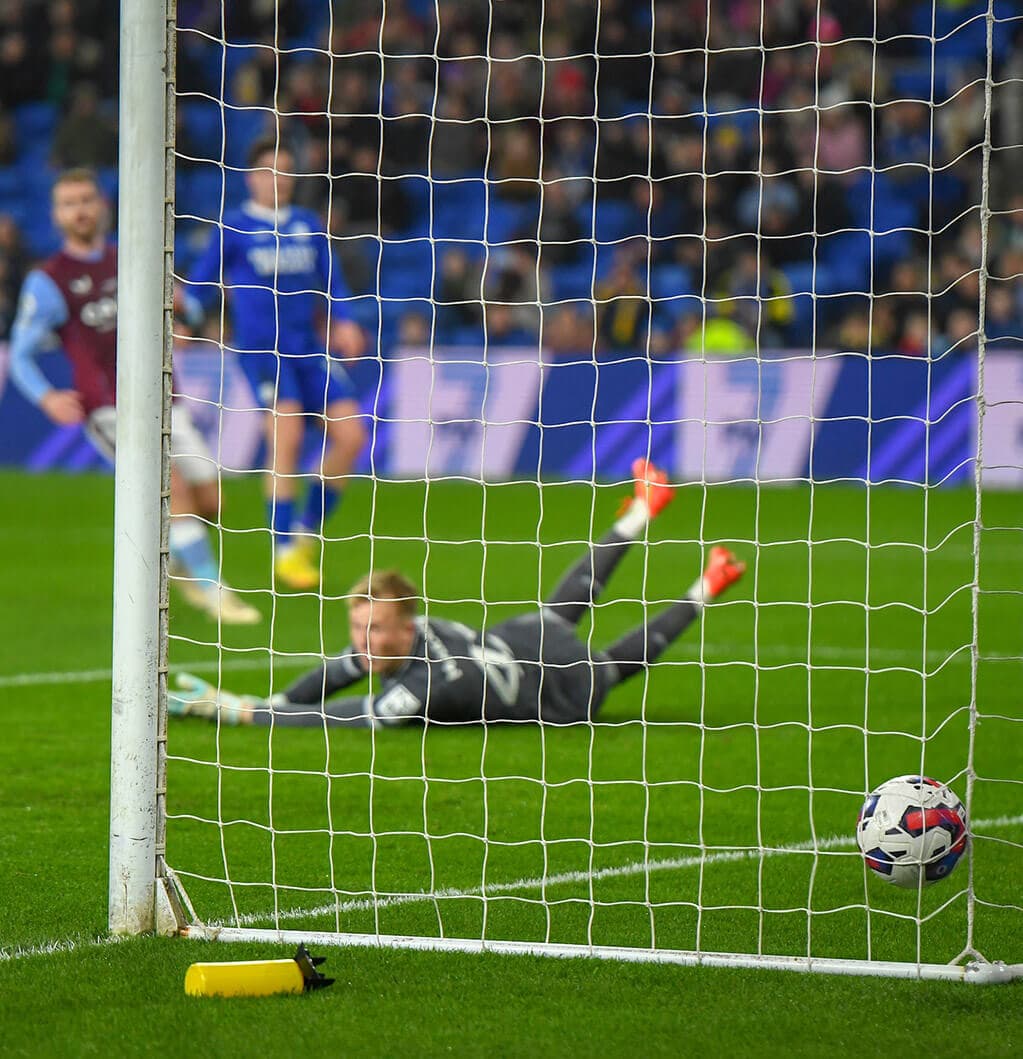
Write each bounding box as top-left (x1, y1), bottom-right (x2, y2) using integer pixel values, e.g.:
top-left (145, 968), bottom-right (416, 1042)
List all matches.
top-left (115, 0), bottom-right (1023, 980)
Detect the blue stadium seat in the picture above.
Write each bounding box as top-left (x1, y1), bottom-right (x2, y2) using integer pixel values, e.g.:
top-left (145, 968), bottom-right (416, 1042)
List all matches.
top-left (650, 265), bottom-right (692, 301)
top-left (399, 176), bottom-right (431, 236)
top-left (550, 262), bottom-right (596, 301)
top-left (97, 167), bottom-right (119, 203)
top-left (871, 195), bottom-right (917, 237)
top-left (654, 292), bottom-right (703, 323)
top-left (911, 0), bottom-right (1014, 66)
top-left (580, 199), bottom-right (645, 243)
top-left (379, 239), bottom-right (435, 299)
top-left (224, 107), bottom-right (272, 168)
top-left (821, 232), bottom-right (881, 295)
top-left (891, 67), bottom-right (949, 104)
top-left (15, 137), bottom-right (50, 174)
top-left (485, 200), bottom-right (537, 245)
top-left (179, 100), bottom-right (226, 161)
top-left (177, 167), bottom-right (223, 220)
top-left (593, 241), bottom-right (628, 280)
top-left (0, 167), bottom-right (22, 203)
top-left (188, 41), bottom-right (271, 102)
top-left (781, 262), bottom-right (818, 297)
top-left (23, 216), bottom-right (59, 258)
top-left (430, 180), bottom-right (488, 240)
top-left (13, 102), bottom-right (58, 144)
top-left (176, 165), bottom-right (246, 220)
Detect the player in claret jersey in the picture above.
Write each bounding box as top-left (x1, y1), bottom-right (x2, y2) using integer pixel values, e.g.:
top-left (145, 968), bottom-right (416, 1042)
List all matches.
top-left (180, 136), bottom-right (367, 591)
top-left (170, 460), bottom-right (746, 728)
top-left (9, 168), bottom-right (259, 624)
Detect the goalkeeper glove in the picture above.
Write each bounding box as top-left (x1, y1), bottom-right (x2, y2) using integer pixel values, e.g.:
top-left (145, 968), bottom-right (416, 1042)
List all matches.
top-left (168, 673), bottom-right (263, 726)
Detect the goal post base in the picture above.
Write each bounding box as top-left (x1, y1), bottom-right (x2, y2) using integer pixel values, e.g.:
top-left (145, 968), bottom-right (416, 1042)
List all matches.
top-left (155, 876), bottom-right (188, 938)
top-left (180, 924), bottom-right (1021, 984)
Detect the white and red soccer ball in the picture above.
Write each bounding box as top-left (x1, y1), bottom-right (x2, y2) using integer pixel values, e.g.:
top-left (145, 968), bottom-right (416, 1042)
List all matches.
top-left (856, 775), bottom-right (969, 889)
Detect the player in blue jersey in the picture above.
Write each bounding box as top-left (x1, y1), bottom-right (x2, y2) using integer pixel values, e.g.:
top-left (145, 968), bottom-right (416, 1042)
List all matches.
top-left (180, 137), bottom-right (367, 590)
top-left (10, 168), bottom-right (260, 625)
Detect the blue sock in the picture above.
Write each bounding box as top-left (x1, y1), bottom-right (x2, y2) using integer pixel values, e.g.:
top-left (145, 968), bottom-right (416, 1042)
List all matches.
top-left (268, 498), bottom-right (295, 547)
top-left (169, 517), bottom-right (218, 584)
top-left (298, 483), bottom-right (342, 535)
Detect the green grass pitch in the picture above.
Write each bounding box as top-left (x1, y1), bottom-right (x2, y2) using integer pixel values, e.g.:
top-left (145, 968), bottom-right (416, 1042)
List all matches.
top-left (1, 469), bottom-right (1020, 1055)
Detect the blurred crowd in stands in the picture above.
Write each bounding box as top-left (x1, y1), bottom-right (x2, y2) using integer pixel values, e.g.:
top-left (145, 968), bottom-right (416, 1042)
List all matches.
top-left (1, 0), bottom-right (1022, 358)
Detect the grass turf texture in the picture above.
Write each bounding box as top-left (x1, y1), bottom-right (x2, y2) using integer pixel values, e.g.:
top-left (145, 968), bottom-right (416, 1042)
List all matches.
top-left (1, 469), bottom-right (1020, 1055)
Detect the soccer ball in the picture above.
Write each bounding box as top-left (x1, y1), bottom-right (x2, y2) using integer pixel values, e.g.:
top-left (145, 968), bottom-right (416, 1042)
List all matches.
top-left (856, 775), bottom-right (969, 889)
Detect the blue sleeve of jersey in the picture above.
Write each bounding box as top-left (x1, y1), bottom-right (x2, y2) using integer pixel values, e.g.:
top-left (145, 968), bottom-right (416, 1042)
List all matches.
top-left (8, 270), bottom-right (69, 405)
top-left (184, 224), bottom-right (231, 319)
top-left (317, 229), bottom-right (351, 321)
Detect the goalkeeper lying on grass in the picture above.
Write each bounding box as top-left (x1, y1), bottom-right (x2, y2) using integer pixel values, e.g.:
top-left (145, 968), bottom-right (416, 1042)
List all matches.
top-left (170, 459), bottom-right (745, 728)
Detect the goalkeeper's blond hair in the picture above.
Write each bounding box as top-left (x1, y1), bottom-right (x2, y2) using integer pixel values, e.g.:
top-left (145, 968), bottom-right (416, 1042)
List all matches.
top-left (348, 570), bottom-right (419, 618)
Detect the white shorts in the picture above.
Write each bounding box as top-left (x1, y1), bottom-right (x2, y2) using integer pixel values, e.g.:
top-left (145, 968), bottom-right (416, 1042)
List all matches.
top-left (85, 403), bottom-right (218, 485)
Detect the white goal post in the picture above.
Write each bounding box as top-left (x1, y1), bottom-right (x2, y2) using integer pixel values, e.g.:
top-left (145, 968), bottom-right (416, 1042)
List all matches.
top-left (108, 0), bottom-right (1023, 983)
top-left (108, 0), bottom-right (172, 936)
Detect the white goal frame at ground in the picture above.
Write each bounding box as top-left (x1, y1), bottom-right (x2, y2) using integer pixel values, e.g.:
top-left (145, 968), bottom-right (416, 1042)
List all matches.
top-left (108, 0), bottom-right (1022, 982)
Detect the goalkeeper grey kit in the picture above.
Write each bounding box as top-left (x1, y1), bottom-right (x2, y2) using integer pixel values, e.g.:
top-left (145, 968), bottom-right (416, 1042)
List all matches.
top-left (262, 530), bottom-right (700, 728)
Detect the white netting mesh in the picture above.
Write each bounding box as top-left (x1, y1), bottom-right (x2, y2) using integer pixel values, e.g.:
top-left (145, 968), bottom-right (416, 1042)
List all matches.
top-left (163, 0), bottom-right (1023, 974)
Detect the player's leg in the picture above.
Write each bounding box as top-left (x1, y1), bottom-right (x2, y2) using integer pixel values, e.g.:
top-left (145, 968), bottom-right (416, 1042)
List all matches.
top-left (543, 458), bottom-right (675, 626)
top-left (601, 546), bottom-right (745, 684)
top-left (169, 403), bottom-right (261, 624)
top-left (265, 397), bottom-right (321, 589)
top-left (293, 358), bottom-right (366, 538)
top-left (238, 352), bottom-right (318, 589)
top-left (83, 403), bottom-right (257, 623)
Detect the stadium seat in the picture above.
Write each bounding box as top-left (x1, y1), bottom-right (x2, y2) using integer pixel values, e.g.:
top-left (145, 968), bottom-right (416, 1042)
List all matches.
top-left (550, 262), bottom-right (596, 301)
top-left (14, 137), bottom-right (50, 175)
top-left (398, 176), bottom-right (432, 236)
top-left (911, 0), bottom-right (1014, 66)
top-left (13, 101), bottom-right (58, 143)
top-left (0, 167), bottom-right (22, 202)
top-left (97, 167), bottom-right (119, 203)
top-left (22, 216), bottom-right (59, 258)
top-left (819, 232), bottom-right (870, 295)
top-left (430, 180), bottom-right (488, 240)
top-left (655, 292), bottom-right (703, 324)
top-left (650, 265), bottom-right (693, 302)
top-left (379, 239), bottom-right (435, 299)
top-left (871, 194), bottom-right (918, 237)
top-left (176, 165), bottom-right (247, 220)
top-left (179, 100), bottom-right (226, 161)
top-left (581, 199), bottom-right (645, 243)
top-left (485, 200), bottom-right (538, 245)
top-left (177, 167), bottom-right (218, 220)
top-left (781, 262), bottom-right (821, 297)
top-left (891, 67), bottom-right (950, 104)
top-left (224, 107), bottom-right (272, 168)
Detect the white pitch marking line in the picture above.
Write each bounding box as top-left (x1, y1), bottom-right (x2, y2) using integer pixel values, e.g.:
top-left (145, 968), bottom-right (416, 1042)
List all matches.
top-left (0, 655), bottom-right (317, 688)
top-left (3, 646), bottom-right (1021, 689)
top-left (4, 814), bottom-right (1020, 962)
top-left (0, 933), bottom-right (127, 963)
top-left (210, 813), bottom-right (1023, 931)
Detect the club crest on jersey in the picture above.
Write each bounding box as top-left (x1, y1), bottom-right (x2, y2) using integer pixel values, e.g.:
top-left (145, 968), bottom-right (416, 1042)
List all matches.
top-left (69, 275), bottom-right (93, 295)
top-left (375, 684), bottom-right (422, 723)
top-left (81, 295), bottom-right (117, 331)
